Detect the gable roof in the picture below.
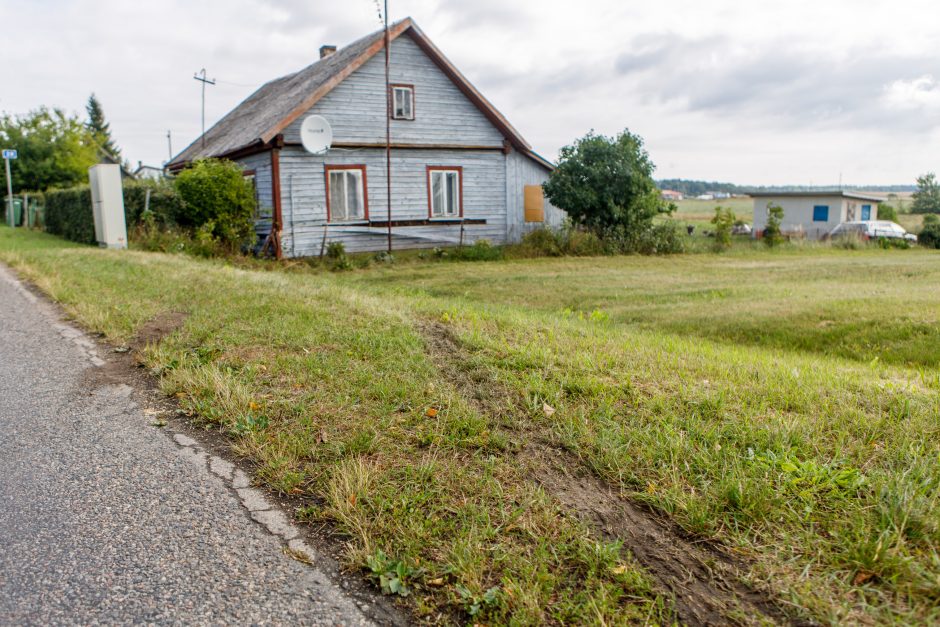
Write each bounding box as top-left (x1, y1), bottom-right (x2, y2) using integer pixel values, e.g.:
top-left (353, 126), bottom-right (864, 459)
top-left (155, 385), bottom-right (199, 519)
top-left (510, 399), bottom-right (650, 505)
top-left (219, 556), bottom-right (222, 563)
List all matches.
top-left (749, 190), bottom-right (884, 202)
top-left (168, 18), bottom-right (552, 170)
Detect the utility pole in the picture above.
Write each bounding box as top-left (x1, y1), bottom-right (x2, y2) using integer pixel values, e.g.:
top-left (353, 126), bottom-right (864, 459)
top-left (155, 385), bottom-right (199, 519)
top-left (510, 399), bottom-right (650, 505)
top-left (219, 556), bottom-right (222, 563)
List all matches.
top-left (167, 130), bottom-right (173, 162)
top-left (193, 69), bottom-right (216, 148)
top-left (384, 0), bottom-right (392, 253)
top-left (2, 149), bottom-right (16, 228)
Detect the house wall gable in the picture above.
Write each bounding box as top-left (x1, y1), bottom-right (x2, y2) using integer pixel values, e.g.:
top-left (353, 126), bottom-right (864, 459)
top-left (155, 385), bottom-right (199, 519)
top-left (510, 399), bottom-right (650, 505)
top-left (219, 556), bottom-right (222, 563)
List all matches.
top-left (283, 35), bottom-right (505, 146)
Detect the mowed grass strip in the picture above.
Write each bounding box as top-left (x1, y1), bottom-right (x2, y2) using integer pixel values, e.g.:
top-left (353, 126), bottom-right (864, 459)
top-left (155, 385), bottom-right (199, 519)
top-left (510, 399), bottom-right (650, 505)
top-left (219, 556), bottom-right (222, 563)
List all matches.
top-left (3, 226), bottom-right (940, 623)
top-left (0, 227), bottom-right (666, 625)
top-left (347, 248), bottom-right (940, 369)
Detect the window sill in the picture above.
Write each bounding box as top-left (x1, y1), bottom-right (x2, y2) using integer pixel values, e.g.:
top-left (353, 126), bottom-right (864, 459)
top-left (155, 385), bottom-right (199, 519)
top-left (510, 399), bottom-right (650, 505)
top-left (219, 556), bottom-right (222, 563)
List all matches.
top-left (327, 219), bottom-right (369, 226)
top-left (428, 216), bottom-right (465, 222)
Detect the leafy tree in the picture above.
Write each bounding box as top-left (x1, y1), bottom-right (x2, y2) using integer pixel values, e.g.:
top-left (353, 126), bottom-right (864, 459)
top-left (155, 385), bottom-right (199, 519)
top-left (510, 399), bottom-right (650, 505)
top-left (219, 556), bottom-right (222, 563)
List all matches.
top-left (174, 158), bottom-right (256, 250)
top-left (543, 129), bottom-right (668, 234)
top-left (710, 206), bottom-right (736, 252)
top-left (86, 93), bottom-right (121, 160)
top-left (763, 202), bottom-right (785, 247)
top-left (0, 107), bottom-right (99, 191)
top-left (911, 173), bottom-right (940, 214)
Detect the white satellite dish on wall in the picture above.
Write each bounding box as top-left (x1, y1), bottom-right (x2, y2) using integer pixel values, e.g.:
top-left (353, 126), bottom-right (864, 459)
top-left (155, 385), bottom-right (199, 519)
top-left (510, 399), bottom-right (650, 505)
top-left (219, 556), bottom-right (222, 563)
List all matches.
top-left (300, 115), bottom-right (333, 154)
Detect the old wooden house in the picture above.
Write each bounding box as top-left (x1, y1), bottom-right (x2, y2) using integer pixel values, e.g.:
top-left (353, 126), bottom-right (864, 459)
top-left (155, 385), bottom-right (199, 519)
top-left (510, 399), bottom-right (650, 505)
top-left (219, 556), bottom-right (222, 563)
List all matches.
top-left (168, 18), bottom-right (564, 257)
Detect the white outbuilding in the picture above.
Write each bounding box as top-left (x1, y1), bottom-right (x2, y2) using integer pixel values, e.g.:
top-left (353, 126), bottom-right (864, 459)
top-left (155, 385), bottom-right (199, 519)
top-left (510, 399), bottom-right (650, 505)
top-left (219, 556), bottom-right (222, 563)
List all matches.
top-left (751, 191), bottom-right (882, 240)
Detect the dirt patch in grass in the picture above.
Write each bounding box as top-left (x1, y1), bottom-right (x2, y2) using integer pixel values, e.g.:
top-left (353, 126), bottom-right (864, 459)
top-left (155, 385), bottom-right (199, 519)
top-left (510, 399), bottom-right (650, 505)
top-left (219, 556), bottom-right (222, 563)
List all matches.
top-left (523, 442), bottom-right (809, 626)
top-left (419, 320), bottom-right (807, 626)
top-left (132, 311), bottom-right (188, 350)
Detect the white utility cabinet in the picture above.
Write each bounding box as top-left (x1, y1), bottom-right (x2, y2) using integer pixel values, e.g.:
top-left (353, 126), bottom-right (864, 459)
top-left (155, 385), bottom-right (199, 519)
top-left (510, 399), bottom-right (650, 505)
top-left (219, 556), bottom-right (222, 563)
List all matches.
top-left (88, 164), bottom-right (127, 249)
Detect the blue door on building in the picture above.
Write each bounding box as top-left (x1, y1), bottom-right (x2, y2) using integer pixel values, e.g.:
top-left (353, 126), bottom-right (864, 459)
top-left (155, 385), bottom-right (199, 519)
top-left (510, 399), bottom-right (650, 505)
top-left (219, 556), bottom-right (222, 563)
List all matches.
top-left (861, 204), bottom-right (872, 221)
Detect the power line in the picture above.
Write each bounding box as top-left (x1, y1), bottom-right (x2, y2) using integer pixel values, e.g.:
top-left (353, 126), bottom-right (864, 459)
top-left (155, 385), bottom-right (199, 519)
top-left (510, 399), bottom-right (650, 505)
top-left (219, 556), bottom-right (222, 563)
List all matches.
top-left (193, 68), bottom-right (216, 148)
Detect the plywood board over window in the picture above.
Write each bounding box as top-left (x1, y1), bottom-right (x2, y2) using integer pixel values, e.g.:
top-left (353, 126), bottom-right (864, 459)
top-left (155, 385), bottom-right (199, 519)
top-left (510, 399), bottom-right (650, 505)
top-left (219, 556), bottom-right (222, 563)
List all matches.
top-left (524, 185), bottom-right (545, 222)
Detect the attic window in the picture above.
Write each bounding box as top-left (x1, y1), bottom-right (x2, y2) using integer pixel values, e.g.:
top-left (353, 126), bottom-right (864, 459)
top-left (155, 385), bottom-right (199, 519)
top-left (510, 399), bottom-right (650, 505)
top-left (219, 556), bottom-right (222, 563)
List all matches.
top-left (391, 85), bottom-right (414, 120)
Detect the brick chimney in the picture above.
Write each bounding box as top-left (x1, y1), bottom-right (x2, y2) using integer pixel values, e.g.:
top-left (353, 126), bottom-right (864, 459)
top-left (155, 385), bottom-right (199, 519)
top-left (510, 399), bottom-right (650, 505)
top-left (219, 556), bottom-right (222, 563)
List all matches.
top-left (319, 45), bottom-right (337, 59)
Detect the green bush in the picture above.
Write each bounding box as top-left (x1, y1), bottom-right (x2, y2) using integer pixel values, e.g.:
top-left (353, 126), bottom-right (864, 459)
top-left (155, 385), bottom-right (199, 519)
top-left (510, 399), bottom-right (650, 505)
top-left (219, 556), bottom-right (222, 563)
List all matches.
top-left (44, 186), bottom-right (95, 244)
top-left (123, 180), bottom-right (185, 226)
top-left (453, 239), bottom-right (503, 261)
top-left (711, 206), bottom-right (736, 252)
top-left (326, 241), bottom-right (346, 259)
top-left (604, 221), bottom-right (685, 255)
top-left (560, 227), bottom-right (606, 256)
top-left (174, 159), bottom-right (256, 250)
top-left (519, 228), bottom-right (564, 257)
top-left (763, 203), bottom-right (785, 248)
top-left (919, 222), bottom-right (940, 249)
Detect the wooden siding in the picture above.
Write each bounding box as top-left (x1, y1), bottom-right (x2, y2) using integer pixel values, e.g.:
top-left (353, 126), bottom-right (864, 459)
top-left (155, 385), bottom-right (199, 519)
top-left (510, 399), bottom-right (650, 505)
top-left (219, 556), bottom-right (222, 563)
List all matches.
top-left (283, 36), bottom-right (504, 147)
top-left (505, 150), bottom-right (565, 242)
top-left (277, 146), bottom-right (507, 256)
top-left (239, 151), bottom-right (274, 238)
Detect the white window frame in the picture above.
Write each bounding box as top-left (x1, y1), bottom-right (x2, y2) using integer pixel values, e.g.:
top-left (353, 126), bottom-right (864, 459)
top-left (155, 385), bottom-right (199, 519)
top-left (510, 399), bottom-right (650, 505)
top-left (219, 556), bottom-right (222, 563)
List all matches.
top-left (428, 168), bottom-right (462, 218)
top-left (391, 85), bottom-right (414, 120)
top-left (326, 166), bottom-right (367, 222)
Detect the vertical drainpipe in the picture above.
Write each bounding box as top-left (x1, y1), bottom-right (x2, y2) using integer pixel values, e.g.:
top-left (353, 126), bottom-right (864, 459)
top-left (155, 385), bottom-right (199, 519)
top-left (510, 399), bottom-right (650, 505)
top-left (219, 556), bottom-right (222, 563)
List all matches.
top-left (270, 134), bottom-right (284, 259)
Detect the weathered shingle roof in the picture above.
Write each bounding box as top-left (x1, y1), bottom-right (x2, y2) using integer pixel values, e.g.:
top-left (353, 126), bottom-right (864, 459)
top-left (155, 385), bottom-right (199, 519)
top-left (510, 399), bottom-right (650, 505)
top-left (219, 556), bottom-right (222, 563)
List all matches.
top-left (169, 18), bottom-right (552, 171)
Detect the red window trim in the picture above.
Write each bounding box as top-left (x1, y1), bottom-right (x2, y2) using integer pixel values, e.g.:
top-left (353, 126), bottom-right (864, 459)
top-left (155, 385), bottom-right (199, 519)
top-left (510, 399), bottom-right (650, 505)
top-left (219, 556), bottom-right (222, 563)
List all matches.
top-left (325, 164), bottom-right (369, 222)
top-left (426, 166), bottom-right (464, 219)
top-left (390, 83), bottom-right (416, 121)
top-left (241, 169), bottom-right (256, 177)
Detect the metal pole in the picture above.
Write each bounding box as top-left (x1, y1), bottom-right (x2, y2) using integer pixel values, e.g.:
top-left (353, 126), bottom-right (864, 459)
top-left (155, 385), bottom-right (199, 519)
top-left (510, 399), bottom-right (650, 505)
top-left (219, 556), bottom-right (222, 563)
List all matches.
top-left (384, 0), bottom-right (392, 253)
top-left (167, 130), bottom-right (173, 162)
top-left (193, 69), bottom-right (216, 148)
top-left (4, 157), bottom-right (13, 228)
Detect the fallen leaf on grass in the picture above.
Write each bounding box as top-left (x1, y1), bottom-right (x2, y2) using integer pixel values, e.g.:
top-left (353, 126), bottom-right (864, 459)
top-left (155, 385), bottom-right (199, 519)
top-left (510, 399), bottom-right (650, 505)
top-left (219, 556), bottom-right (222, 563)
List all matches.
top-left (542, 403), bottom-right (555, 418)
top-left (425, 407), bottom-right (439, 418)
top-left (427, 577), bottom-right (445, 587)
top-left (853, 571), bottom-right (875, 586)
top-left (113, 346), bottom-right (130, 354)
top-left (348, 493), bottom-right (357, 506)
top-left (611, 565), bottom-right (627, 575)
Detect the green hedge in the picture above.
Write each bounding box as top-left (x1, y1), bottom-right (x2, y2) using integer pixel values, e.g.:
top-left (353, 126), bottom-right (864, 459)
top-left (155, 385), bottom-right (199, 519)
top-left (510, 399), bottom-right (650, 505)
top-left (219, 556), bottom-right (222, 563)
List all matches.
top-left (44, 186), bottom-right (95, 244)
top-left (44, 180), bottom-right (184, 245)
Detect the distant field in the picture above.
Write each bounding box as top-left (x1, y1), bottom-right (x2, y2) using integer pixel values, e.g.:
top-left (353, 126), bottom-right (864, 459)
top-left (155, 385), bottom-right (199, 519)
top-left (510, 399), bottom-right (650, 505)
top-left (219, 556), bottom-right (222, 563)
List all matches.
top-left (671, 197), bottom-right (754, 225)
top-left (2, 227), bottom-right (939, 624)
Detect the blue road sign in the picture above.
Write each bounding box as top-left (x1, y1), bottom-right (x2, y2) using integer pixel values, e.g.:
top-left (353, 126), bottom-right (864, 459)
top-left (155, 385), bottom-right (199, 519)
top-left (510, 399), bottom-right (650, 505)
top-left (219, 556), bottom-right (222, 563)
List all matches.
top-left (2, 150), bottom-right (16, 160)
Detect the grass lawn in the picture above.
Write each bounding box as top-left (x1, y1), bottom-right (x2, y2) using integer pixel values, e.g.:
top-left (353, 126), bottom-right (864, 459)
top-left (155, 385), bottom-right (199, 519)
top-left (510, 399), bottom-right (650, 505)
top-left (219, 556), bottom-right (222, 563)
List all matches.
top-left (2, 226), bottom-right (939, 624)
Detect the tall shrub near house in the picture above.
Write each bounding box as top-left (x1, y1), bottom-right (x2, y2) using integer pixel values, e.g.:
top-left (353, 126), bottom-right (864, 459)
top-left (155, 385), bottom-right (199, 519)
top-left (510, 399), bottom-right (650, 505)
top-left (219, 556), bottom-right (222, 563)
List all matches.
top-left (173, 159), bottom-right (256, 250)
top-left (763, 203), bottom-right (784, 247)
top-left (711, 206), bottom-right (735, 252)
top-left (543, 129), bottom-right (678, 252)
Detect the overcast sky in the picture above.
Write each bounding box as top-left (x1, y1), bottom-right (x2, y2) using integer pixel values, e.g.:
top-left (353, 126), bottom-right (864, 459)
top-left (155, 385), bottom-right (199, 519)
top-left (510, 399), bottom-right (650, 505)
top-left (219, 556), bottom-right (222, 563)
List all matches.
top-left (3, 0), bottom-right (939, 185)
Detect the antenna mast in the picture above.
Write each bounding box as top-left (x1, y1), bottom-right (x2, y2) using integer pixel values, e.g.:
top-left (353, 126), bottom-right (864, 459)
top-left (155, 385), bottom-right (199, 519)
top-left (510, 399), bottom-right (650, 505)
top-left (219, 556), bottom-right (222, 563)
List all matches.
top-left (193, 69), bottom-right (216, 148)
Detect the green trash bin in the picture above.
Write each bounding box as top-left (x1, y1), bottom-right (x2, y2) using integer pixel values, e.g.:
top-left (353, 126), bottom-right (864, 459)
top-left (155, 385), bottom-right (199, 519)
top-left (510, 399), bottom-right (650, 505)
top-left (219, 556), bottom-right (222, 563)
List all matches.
top-left (4, 198), bottom-right (23, 226)
top-left (27, 202), bottom-right (43, 229)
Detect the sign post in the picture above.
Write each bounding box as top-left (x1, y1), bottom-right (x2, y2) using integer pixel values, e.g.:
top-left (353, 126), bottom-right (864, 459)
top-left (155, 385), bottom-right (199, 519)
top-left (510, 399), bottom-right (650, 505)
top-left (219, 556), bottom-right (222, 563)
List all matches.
top-left (2, 149), bottom-right (16, 228)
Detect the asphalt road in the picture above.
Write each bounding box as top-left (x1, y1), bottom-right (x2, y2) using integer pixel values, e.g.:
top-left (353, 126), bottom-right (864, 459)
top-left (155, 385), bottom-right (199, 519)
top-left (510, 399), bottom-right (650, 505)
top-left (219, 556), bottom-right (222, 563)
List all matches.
top-left (0, 265), bottom-right (375, 626)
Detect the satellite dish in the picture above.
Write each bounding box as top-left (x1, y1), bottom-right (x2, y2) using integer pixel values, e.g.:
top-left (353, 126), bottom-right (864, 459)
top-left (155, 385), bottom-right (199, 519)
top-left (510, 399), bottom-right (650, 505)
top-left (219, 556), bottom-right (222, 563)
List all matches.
top-left (300, 115), bottom-right (333, 154)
